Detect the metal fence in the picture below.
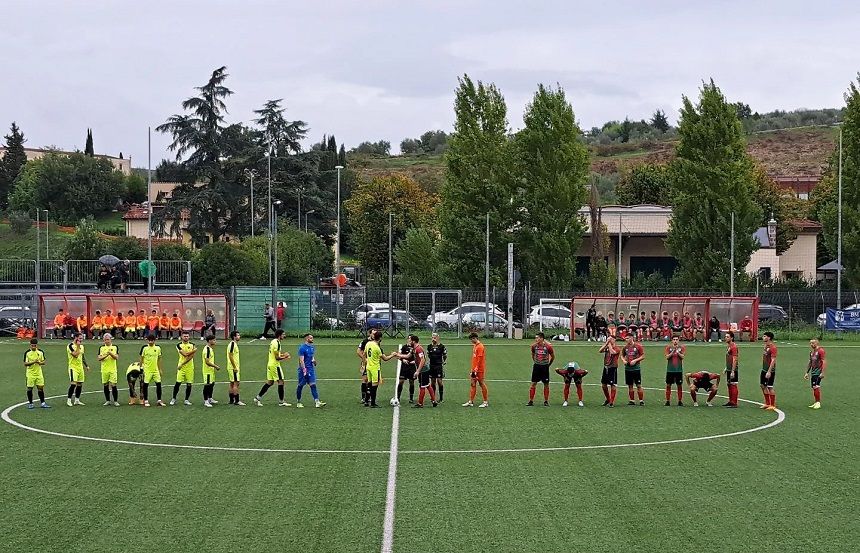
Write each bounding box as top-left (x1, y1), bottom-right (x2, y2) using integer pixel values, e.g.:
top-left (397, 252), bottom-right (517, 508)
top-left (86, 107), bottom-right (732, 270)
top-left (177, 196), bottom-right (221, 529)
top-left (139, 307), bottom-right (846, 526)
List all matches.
top-left (0, 259), bottom-right (191, 290)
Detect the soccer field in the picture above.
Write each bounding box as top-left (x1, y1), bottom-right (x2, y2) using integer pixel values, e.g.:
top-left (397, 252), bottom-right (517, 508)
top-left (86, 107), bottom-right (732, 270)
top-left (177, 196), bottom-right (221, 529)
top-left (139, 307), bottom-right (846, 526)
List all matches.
top-left (0, 336), bottom-right (855, 553)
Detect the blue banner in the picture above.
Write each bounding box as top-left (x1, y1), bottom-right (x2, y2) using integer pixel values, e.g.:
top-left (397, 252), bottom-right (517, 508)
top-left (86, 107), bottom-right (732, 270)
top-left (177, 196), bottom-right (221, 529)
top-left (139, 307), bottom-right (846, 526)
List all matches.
top-left (825, 308), bottom-right (860, 331)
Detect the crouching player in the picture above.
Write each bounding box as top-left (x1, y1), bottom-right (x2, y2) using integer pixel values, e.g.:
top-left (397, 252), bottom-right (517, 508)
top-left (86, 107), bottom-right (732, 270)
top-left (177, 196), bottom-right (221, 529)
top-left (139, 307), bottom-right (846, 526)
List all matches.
top-left (555, 362), bottom-right (588, 407)
top-left (24, 338), bottom-right (51, 409)
top-left (685, 370), bottom-right (721, 407)
top-left (804, 339), bottom-right (826, 409)
top-left (126, 361), bottom-right (143, 405)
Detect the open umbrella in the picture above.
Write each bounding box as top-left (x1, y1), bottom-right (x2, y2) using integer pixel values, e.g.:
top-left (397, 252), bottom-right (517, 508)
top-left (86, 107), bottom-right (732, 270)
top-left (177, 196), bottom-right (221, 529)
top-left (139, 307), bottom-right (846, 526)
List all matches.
top-left (98, 254), bottom-right (120, 266)
top-left (138, 260), bottom-right (157, 278)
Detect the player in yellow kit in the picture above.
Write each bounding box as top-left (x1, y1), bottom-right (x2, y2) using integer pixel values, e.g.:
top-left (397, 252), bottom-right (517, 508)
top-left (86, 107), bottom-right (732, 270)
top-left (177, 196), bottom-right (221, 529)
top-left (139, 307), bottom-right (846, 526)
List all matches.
top-left (227, 331), bottom-right (244, 406)
top-left (170, 330), bottom-right (197, 406)
top-left (253, 329), bottom-right (292, 406)
top-left (201, 334), bottom-right (220, 408)
top-left (66, 333), bottom-right (89, 407)
top-left (24, 338), bottom-right (51, 409)
top-left (98, 333), bottom-right (120, 406)
top-left (139, 334), bottom-right (165, 407)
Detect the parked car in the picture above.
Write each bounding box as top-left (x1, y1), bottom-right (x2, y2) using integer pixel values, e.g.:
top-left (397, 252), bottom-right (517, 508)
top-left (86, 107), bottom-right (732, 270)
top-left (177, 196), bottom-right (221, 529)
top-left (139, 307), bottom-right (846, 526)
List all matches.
top-left (426, 302), bottom-right (504, 328)
top-left (0, 306), bottom-right (33, 336)
top-left (462, 311), bottom-right (522, 331)
top-left (817, 303), bottom-right (860, 327)
top-left (364, 309), bottom-right (427, 330)
top-left (352, 303), bottom-right (391, 324)
top-left (526, 304), bottom-right (572, 329)
top-left (757, 304), bottom-right (788, 323)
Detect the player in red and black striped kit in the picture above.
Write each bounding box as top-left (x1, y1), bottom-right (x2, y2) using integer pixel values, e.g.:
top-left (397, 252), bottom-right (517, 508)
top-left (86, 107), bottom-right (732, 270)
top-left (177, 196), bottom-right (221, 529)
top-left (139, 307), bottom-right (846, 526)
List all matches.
top-left (761, 331), bottom-right (778, 410)
top-left (685, 370), bottom-right (721, 407)
top-left (599, 336), bottom-right (619, 407)
top-left (723, 331), bottom-right (739, 408)
top-left (527, 333), bottom-right (554, 406)
top-left (804, 339), bottom-right (826, 409)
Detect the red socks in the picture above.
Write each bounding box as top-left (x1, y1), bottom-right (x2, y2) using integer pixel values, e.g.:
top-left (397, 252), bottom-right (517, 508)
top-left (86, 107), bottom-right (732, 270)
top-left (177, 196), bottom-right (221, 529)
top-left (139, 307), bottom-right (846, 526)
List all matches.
top-left (543, 386), bottom-right (550, 401)
top-left (610, 388), bottom-right (617, 404)
top-left (637, 388), bottom-right (644, 401)
top-left (707, 389), bottom-right (718, 402)
top-left (729, 384), bottom-right (738, 404)
top-left (813, 388), bottom-right (821, 402)
top-left (427, 386), bottom-right (436, 402)
top-left (690, 390), bottom-right (697, 403)
top-left (602, 386), bottom-right (610, 401)
top-left (628, 388), bottom-right (635, 401)
top-left (665, 386), bottom-right (671, 402)
top-left (677, 387), bottom-right (683, 402)
top-left (563, 383), bottom-right (570, 402)
top-left (529, 387), bottom-right (536, 401)
top-left (576, 384), bottom-right (583, 402)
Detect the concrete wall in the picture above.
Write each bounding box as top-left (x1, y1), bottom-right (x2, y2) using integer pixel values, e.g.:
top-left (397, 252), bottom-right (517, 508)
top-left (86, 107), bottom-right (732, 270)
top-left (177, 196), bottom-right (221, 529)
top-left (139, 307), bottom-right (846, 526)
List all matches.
top-left (778, 233), bottom-right (817, 282)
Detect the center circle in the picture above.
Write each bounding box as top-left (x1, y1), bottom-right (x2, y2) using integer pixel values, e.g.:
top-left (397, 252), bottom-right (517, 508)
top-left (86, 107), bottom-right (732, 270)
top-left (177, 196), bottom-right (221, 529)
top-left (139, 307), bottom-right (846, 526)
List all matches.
top-left (1, 379), bottom-right (784, 455)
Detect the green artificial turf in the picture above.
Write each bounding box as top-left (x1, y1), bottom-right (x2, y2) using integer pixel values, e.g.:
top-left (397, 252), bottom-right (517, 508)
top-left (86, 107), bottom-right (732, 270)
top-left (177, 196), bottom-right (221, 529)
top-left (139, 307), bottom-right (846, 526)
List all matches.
top-left (0, 337), bottom-right (854, 552)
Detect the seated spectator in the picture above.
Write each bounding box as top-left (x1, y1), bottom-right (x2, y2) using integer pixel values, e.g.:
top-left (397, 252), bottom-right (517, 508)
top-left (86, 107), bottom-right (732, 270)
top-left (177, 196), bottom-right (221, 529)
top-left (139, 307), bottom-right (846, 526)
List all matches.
top-left (97, 265), bottom-right (111, 292)
top-left (739, 315), bottom-right (754, 342)
top-left (115, 311), bottom-right (126, 339)
top-left (159, 311), bottom-right (170, 339)
top-left (147, 309), bottom-right (159, 336)
top-left (693, 312), bottom-right (706, 342)
top-left (637, 312), bottom-right (648, 341)
top-left (681, 312), bottom-right (694, 341)
top-left (708, 315), bottom-right (721, 342)
top-left (63, 312), bottom-right (75, 337)
top-left (202, 309), bottom-right (216, 338)
top-left (616, 312), bottom-right (627, 339)
top-left (135, 310), bottom-right (146, 339)
top-left (670, 311), bottom-right (682, 338)
top-left (125, 309), bottom-right (137, 339)
top-left (53, 309), bottom-right (66, 339)
top-left (648, 311), bottom-right (659, 341)
top-left (103, 310), bottom-right (116, 335)
top-left (595, 312), bottom-right (607, 340)
top-left (91, 310), bottom-right (103, 339)
top-left (606, 312), bottom-right (616, 338)
top-left (76, 313), bottom-right (88, 339)
top-left (169, 312), bottom-right (182, 339)
top-left (659, 311), bottom-right (672, 341)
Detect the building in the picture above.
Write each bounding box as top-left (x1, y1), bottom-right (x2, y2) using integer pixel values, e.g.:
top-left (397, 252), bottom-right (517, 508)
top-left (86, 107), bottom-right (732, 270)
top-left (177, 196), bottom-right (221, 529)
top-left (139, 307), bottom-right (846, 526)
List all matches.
top-left (0, 146), bottom-right (131, 175)
top-left (123, 204), bottom-right (191, 245)
top-left (577, 204), bottom-right (821, 283)
top-left (771, 175), bottom-right (821, 200)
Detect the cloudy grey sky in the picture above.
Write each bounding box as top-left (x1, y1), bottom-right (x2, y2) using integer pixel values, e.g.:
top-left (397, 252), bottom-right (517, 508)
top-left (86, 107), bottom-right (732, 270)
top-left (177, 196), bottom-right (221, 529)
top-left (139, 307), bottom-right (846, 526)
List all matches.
top-left (2, 0), bottom-right (858, 164)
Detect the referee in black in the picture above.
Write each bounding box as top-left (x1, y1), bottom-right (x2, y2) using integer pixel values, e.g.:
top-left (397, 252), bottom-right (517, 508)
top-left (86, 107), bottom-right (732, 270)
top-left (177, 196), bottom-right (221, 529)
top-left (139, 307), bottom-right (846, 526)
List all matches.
top-left (427, 332), bottom-right (448, 403)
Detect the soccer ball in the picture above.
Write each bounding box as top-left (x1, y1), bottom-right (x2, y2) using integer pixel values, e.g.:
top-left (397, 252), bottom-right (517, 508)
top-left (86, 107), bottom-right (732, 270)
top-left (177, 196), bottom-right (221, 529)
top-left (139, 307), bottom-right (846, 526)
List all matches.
top-left (389, 398), bottom-right (399, 407)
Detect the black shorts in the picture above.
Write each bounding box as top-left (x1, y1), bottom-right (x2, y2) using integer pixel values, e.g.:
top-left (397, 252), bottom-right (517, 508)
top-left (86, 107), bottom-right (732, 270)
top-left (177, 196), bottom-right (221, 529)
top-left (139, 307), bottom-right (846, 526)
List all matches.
top-left (531, 364), bottom-right (550, 384)
top-left (127, 369), bottom-right (141, 380)
top-left (563, 372), bottom-right (585, 385)
top-left (693, 381), bottom-right (713, 392)
top-left (418, 371), bottom-right (431, 387)
top-left (725, 369), bottom-right (739, 383)
top-left (399, 364), bottom-right (416, 380)
top-left (810, 375), bottom-right (822, 388)
top-left (665, 372), bottom-right (683, 385)
top-left (430, 365), bottom-right (445, 379)
top-left (760, 370), bottom-right (775, 387)
top-left (601, 366), bottom-right (617, 386)
top-left (625, 369), bottom-right (642, 386)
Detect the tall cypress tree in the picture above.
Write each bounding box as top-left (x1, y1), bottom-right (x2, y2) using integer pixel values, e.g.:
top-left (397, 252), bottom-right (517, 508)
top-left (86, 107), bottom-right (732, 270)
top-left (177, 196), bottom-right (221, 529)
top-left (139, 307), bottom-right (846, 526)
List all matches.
top-left (0, 122), bottom-right (27, 209)
top-left (512, 84), bottom-right (589, 288)
top-left (85, 128), bottom-right (94, 156)
top-left (666, 80), bottom-right (761, 289)
top-left (337, 144), bottom-right (346, 167)
top-left (440, 74), bottom-right (515, 286)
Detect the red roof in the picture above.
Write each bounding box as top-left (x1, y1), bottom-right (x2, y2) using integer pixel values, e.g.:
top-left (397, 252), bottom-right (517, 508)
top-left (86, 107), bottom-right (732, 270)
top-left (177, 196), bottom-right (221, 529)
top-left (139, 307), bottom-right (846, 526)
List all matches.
top-left (123, 204), bottom-right (189, 221)
top-left (789, 218), bottom-right (822, 232)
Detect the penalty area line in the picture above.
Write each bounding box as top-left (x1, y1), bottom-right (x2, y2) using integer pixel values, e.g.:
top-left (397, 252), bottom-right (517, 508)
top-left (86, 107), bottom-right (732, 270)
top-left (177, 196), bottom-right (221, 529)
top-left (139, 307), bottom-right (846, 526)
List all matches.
top-left (381, 402), bottom-right (400, 553)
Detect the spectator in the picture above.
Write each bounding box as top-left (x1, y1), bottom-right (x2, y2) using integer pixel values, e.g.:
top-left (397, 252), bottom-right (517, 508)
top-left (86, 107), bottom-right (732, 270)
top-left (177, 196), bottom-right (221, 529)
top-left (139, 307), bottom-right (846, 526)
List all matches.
top-left (76, 312), bottom-right (88, 339)
top-left (97, 265), bottom-right (111, 292)
top-left (276, 302), bottom-right (286, 329)
top-left (739, 315), bottom-right (754, 342)
top-left (708, 315), bottom-right (721, 343)
top-left (117, 261), bottom-right (130, 292)
top-left (595, 311), bottom-right (607, 341)
top-left (53, 309), bottom-right (66, 339)
top-left (63, 311), bottom-right (75, 337)
top-left (202, 309), bottom-right (216, 339)
top-left (260, 303), bottom-right (276, 339)
top-left (585, 302), bottom-right (597, 341)
top-left (159, 311), bottom-right (170, 339)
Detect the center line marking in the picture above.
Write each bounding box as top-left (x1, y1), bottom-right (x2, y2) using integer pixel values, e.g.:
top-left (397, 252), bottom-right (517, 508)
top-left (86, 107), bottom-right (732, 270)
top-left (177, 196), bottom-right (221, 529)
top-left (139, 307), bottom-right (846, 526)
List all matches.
top-left (381, 402), bottom-right (400, 553)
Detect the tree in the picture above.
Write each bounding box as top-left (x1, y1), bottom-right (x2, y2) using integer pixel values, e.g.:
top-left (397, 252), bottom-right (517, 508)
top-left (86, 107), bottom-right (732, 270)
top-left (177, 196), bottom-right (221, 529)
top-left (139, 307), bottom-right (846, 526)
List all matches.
top-left (62, 217), bottom-right (107, 260)
top-left (344, 174), bottom-right (436, 275)
top-left (650, 109), bottom-right (670, 132)
top-left (192, 242), bottom-right (267, 287)
top-left (512, 83), bottom-right (589, 288)
top-left (252, 99), bottom-right (307, 155)
top-left (620, 117), bottom-right (632, 143)
top-left (0, 122), bottom-right (27, 209)
top-left (104, 236), bottom-right (146, 260)
top-left (84, 128), bottom-right (94, 156)
top-left (155, 159), bottom-right (193, 183)
top-left (819, 75), bottom-right (860, 285)
top-left (394, 227), bottom-right (445, 287)
top-left (615, 163), bottom-right (672, 205)
top-left (123, 173), bottom-right (147, 204)
top-left (350, 140), bottom-right (391, 155)
top-left (440, 75), bottom-right (515, 286)
top-left (752, 166), bottom-right (805, 254)
top-left (338, 144), bottom-right (346, 167)
top-left (152, 242), bottom-right (193, 260)
top-left (9, 151), bottom-right (125, 225)
top-left (733, 102), bottom-right (753, 120)
top-left (666, 80), bottom-right (762, 289)
top-left (239, 230), bottom-right (333, 286)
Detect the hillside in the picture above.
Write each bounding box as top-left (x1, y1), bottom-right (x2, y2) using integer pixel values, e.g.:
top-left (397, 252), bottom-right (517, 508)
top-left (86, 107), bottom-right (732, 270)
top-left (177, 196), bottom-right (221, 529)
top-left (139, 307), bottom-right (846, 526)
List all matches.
top-left (351, 126), bottom-right (838, 191)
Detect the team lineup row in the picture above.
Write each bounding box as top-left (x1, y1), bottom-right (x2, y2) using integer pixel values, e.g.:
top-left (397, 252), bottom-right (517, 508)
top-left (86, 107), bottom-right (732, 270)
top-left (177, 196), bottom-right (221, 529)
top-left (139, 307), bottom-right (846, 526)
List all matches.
top-left (20, 329), bottom-right (826, 411)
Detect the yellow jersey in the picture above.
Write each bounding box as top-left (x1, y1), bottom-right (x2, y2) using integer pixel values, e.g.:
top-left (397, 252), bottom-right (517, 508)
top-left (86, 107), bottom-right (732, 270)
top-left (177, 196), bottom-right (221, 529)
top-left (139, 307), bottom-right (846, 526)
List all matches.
top-left (67, 342), bottom-right (85, 371)
top-left (227, 341), bottom-right (240, 370)
top-left (140, 344), bottom-right (162, 372)
top-left (99, 344), bottom-right (118, 373)
top-left (176, 341), bottom-right (196, 369)
top-left (268, 338), bottom-right (282, 368)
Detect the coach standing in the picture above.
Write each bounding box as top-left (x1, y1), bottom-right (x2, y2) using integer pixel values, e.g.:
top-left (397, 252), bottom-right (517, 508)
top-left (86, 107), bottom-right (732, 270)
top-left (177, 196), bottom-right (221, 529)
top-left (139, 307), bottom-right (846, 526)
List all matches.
top-left (259, 303), bottom-right (276, 340)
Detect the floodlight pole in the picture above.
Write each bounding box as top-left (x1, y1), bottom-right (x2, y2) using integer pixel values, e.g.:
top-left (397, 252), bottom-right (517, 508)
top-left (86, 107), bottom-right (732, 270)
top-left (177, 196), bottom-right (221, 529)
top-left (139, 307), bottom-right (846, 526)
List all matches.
top-left (335, 165), bottom-right (343, 326)
top-left (44, 210), bottom-right (49, 259)
top-left (35, 209), bottom-right (40, 293)
top-left (485, 213), bottom-right (490, 337)
top-left (837, 127), bottom-right (843, 310)
top-left (730, 212), bottom-right (735, 297)
top-left (388, 212), bottom-right (394, 325)
top-left (617, 214), bottom-right (622, 298)
top-left (147, 126), bottom-right (152, 294)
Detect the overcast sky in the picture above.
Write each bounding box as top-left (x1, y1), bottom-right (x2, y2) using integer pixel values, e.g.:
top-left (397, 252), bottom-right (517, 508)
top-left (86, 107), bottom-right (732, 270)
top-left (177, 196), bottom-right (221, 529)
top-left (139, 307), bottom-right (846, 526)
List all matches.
top-left (2, 0), bottom-right (858, 164)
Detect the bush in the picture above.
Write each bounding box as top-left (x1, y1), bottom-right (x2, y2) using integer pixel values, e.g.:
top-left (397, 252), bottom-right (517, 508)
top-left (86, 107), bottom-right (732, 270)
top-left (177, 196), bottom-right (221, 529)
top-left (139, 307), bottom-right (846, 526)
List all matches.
top-left (192, 242), bottom-right (267, 287)
top-left (152, 242), bottom-right (193, 261)
top-left (104, 236), bottom-right (146, 260)
top-left (8, 210), bottom-right (32, 234)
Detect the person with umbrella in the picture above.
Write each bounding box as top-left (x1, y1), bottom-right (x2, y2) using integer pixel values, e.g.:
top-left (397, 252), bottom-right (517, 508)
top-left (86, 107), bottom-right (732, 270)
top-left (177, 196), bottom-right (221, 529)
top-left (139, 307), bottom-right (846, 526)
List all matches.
top-left (98, 255), bottom-right (119, 292)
